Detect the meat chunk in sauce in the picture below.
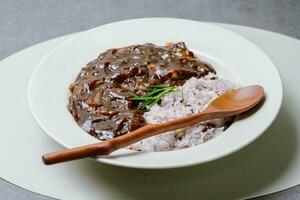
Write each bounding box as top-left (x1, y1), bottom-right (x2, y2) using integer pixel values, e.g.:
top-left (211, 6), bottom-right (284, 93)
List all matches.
top-left (68, 42), bottom-right (216, 140)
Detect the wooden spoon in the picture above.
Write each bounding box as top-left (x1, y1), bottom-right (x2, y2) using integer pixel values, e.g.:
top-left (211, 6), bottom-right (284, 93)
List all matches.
top-left (42, 85), bottom-right (264, 165)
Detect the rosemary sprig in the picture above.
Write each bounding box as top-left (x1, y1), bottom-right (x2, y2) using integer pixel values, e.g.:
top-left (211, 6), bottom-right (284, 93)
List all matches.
top-left (131, 84), bottom-right (177, 109)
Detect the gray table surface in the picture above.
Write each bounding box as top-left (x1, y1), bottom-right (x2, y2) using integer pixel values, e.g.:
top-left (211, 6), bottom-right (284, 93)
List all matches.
top-left (0, 0), bottom-right (300, 199)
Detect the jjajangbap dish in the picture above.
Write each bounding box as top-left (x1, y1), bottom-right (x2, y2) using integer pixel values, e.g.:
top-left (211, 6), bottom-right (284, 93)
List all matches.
top-left (68, 42), bottom-right (238, 152)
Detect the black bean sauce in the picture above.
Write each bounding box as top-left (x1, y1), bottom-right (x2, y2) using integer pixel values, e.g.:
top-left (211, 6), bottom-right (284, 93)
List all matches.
top-left (68, 42), bottom-right (216, 140)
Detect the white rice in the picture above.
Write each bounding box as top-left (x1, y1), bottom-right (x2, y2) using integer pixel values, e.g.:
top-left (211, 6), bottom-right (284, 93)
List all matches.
top-left (128, 74), bottom-right (239, 152)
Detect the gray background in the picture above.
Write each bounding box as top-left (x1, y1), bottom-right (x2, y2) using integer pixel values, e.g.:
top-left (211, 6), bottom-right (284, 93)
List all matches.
top-left (0, 0), bottom-right (300, 199)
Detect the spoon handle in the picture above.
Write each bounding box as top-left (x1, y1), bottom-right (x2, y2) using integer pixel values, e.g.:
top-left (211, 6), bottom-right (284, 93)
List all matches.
top-left (42, 110), bottom-right (220, 165)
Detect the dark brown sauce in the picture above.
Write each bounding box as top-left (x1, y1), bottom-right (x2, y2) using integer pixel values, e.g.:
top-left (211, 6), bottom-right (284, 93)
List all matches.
top-left (68, 42), bottom-right (216, 140)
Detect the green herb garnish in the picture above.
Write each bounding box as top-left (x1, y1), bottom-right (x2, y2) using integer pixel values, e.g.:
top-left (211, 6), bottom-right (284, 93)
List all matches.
top-left (131, 85), bottom-right (177, 109)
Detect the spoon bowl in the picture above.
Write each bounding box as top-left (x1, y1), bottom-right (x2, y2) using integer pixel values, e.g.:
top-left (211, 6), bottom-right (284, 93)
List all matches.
top-left (206, 85), bottom-right (264, 115)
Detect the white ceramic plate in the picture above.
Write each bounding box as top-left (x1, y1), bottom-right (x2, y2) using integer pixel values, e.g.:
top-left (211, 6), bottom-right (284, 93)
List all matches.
top-left (28, 18), bottom-right (282, 169)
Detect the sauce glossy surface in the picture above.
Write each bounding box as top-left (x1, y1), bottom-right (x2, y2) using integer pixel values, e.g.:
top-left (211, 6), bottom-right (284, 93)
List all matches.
top-left (68, 42), bottom-right (215, 140)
